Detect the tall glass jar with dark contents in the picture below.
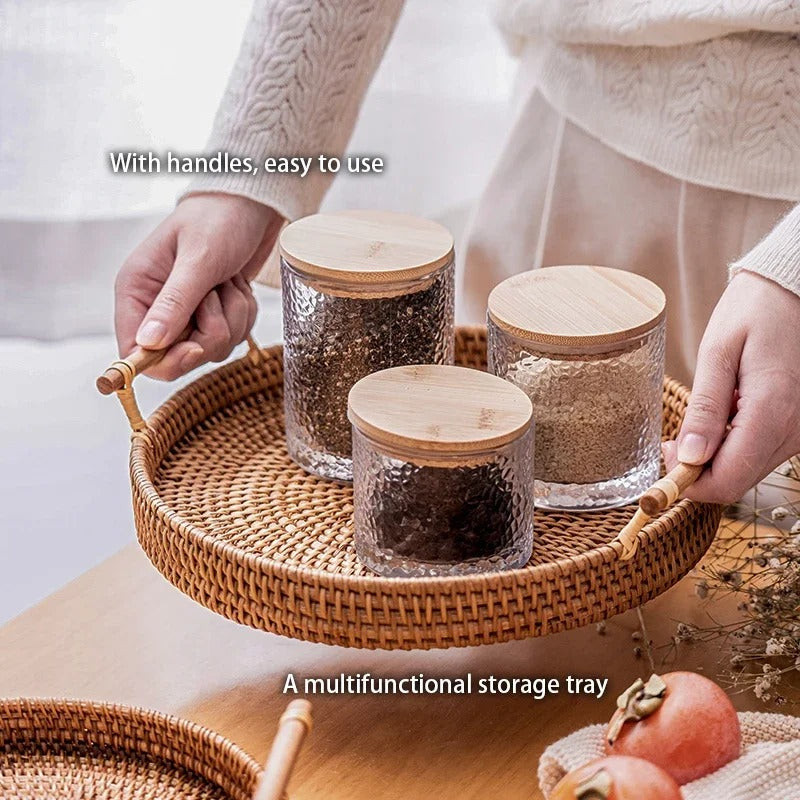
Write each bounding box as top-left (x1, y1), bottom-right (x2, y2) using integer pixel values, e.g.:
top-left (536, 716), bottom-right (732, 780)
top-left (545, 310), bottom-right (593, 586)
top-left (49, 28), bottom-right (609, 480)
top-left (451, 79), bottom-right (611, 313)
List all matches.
top-left (280, 210), bottom-right (455, 482)
top-left (487, 265), bottom-right (666, 511)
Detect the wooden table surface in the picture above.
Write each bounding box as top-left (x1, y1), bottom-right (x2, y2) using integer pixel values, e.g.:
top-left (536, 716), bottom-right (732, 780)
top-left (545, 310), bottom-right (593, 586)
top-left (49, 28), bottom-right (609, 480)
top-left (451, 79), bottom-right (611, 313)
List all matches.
top-left (0, 540), bottom-right (785, 799)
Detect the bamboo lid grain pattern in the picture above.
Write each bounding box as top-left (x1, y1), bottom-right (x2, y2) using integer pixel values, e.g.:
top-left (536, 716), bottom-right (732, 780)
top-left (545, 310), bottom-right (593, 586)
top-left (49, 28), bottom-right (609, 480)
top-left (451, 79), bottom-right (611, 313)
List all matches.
top-left (279, 209), bottom-right (454, 285)
top-left (348, 364), bottom-right (533, 455)
top-left (488, 266), bottom-right (666, 347)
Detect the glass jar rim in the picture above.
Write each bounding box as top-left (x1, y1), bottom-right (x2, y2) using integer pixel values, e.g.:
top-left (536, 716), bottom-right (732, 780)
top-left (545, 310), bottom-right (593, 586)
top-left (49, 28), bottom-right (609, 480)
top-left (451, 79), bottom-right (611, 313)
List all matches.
top-left (281, 257), bottom-right (451, 298)
top-left (488, 314), bottom-right (664, 357)
top-left (352, 423), bottom-right (533, 468)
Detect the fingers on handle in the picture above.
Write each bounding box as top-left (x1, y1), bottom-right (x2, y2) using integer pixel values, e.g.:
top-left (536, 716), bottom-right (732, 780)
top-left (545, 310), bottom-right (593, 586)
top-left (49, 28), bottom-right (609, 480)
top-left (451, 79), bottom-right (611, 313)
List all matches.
top-left (139, 340), bottom-right (205, 382)
top-left (141, 290), bottom-right (227, 381)
top-left (678, 335), bottom-right (742, 465)
top-left (233, 274), bottom-right (259, 334)
top-left (218, 278), bottom-right (251, 348)
top-left (136, 248), bottom-right (218, 350)
top-left (682, 389), bottom-right (784, 504)
top-left (141, 279), bottom-right (257, 381)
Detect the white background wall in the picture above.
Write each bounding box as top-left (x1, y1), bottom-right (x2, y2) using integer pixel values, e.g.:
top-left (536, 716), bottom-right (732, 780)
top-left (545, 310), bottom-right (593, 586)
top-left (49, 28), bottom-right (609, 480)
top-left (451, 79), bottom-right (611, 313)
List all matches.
top-left (0, 0), bottom-right (515, 623)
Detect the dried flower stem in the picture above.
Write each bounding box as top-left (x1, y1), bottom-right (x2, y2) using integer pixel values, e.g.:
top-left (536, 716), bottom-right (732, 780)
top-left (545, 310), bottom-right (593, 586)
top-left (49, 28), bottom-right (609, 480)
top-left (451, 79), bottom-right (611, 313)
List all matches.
top-left (636, 606), bottom-right (656, 674)
top-left (669, 459), bottom-right (800, 705)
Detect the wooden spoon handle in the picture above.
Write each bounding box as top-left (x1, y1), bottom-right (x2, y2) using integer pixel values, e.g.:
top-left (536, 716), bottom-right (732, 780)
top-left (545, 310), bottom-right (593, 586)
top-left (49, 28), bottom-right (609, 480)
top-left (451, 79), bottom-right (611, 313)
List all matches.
top-left (252, 699), bottom-right (313, 800)
top-left (95, 326), bottom-right (192, 394)
top-left (639, 461), bottom-right (704, 516)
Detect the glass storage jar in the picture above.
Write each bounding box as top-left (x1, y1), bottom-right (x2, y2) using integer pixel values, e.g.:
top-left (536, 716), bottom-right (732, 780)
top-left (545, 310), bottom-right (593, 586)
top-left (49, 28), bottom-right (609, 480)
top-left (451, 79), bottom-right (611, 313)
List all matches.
top-left (280, 210), bottom-right (455, 482)
top-left (487, 265), bottom-right (666, 511)
top-left (348, 364), bottom-right (534, 577)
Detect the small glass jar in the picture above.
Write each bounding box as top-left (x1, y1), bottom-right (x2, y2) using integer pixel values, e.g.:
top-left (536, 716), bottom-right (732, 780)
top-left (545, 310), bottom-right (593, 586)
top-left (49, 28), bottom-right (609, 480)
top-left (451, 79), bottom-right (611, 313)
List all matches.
top-left (280, 210), bottom-right (455, 482)
top-left (488, 266), bottom-right (666, 511)
top-left (348, 365), bottom-right (534, 577)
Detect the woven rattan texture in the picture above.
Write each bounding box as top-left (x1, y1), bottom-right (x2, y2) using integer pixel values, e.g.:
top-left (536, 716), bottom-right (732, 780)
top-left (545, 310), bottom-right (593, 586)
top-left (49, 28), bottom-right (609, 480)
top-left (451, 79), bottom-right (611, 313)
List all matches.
top-left (130, 327), bottom-right (722, 650)
top-left (0, 699), bottom-right (260, 799)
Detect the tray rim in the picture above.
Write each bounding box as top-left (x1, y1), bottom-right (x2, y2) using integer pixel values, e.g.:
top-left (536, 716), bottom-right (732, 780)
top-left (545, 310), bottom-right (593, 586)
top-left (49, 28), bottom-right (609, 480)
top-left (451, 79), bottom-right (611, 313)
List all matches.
top-left (127, 326), bottom-right (723, 648)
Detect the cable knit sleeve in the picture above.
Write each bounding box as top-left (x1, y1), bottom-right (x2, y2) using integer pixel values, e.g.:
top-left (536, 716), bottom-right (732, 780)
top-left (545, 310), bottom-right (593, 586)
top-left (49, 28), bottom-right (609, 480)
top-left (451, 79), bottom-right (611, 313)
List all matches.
top-left (731, 205), bottom-right (800, 298)
top-left (183, 0), bottom-right (404, 221)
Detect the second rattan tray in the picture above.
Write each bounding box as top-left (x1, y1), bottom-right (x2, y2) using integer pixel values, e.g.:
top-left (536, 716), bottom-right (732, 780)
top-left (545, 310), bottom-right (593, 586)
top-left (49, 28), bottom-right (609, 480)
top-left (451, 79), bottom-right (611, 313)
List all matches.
top-left (0, 698), bottom-right (260, 799)
top-left (109, 327), bottom-right (722, 650)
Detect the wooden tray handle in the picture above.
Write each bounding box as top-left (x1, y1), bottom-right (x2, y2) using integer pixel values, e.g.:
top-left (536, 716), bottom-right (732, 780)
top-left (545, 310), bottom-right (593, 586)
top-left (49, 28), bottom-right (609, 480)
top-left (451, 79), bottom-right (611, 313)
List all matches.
top-left (96, 330), bottom-right (262, 434)
top-left (617, 460), bottom-right (704, 560)
top-left (252, 699), bottom-right (313, 800)
top-left (639, 462), bottom-right (704, 516)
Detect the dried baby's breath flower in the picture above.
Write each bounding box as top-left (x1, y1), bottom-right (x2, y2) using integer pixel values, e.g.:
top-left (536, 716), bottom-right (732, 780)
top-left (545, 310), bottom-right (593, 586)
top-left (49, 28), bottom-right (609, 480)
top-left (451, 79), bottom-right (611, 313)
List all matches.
top-left (676, 622), bottom-right (696, 643)
top-left (669, 463), bottom-right (800, 705)
top-left (754, 678), bottom-right (772, 702)
top-left (766, 638), bottom-right (787, 656)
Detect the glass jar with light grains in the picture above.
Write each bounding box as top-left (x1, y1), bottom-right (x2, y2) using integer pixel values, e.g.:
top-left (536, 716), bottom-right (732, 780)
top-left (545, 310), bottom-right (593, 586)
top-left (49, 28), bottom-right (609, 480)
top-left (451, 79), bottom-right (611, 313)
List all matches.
top-left (487, 265), bottom-right (666, 511)
top-left (348, 365), bottom-right (534, 577)
top-left (279, 210), bottom-right (455, 482)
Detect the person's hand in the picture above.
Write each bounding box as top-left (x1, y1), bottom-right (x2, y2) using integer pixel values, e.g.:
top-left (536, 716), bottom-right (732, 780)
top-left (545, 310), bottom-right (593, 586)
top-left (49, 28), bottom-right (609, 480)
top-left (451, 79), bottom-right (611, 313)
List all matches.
top-left (115, 193), bottom-right (282, 380)
top-left (663, 270), bottom-right (800, 503)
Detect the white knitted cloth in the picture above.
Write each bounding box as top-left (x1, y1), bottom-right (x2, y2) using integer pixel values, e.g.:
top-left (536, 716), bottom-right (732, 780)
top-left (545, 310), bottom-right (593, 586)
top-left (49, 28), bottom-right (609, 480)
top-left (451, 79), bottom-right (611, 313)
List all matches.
top-left (538, 712), bottom-right (800, 800)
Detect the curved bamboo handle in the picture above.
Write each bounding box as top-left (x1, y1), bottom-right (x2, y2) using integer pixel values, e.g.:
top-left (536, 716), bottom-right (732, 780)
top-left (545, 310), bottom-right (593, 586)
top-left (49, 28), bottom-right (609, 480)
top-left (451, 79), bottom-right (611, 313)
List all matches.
top-left (616, 460), bottom-right (704, 560)
top-left (252, 699), bottom-right (313, 800)
top-left (639, 462), bottom-right (704, 516)
top-left (97, 331), bottom-right (262, 433)
top-left (96, 326), bottom-right (193, 395)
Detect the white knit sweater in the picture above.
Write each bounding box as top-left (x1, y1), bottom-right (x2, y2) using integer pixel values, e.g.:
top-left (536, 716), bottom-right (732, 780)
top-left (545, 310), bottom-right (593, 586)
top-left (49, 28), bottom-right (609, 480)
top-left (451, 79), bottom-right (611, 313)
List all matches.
top-left (187, 0), bottom-right (800, 297)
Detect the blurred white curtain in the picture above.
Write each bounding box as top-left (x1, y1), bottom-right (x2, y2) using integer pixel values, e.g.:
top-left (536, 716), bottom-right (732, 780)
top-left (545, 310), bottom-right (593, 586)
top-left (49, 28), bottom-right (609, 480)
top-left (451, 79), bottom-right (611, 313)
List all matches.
top-left (324, 2), bottom-right (515, 236)
top-left (0, 0), bottom-right (514, 339)
top-left (0, 0), bottom-right (253, 338)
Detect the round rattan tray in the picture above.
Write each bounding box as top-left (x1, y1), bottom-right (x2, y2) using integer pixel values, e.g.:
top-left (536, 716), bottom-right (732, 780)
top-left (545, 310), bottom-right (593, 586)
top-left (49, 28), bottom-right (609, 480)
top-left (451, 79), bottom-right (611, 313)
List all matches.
top-left (0, 698), bottom-right (260, 799)
top-left (116, 326), bottom-right (722, 650)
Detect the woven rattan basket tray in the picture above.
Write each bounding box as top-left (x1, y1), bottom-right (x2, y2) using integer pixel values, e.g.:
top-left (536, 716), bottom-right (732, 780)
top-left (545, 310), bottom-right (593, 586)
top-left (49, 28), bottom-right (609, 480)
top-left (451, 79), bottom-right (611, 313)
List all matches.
top-left (105, 326), bottom-right (722, 650)
top-left (0, 698), bottom-right (261, 799)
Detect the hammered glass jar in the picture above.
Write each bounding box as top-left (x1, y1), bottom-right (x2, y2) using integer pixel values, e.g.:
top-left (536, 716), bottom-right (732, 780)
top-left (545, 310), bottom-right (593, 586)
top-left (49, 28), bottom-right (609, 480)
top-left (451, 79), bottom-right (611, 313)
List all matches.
top-left (348, 365), bottom-right (534, 577)
top-left (279, 210), bottom-right (455, 482)
top-left (487, 265), bottom-right (666, 511)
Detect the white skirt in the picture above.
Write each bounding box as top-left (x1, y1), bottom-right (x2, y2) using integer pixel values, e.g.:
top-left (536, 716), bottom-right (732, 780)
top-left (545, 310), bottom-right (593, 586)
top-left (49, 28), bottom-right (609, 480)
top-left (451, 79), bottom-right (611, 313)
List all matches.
top-left (460, 69), bottom-right (793, 385)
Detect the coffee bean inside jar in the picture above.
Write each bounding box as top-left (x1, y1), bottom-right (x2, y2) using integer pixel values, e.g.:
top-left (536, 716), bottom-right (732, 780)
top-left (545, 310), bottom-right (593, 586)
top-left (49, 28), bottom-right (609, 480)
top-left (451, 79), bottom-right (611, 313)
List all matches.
top-left (488, 266), bottom-right (666, 511)
top-left (279, 210), bottom-right (455, 482)
top-left (366, 461), bottom-right (520, 563)
top-left (348, 365), bottom-right (534, 577)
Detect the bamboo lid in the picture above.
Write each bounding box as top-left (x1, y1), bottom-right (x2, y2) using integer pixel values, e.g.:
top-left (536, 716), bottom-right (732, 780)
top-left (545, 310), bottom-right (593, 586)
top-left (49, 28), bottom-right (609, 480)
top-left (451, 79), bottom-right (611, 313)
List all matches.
top-left (487, 266), bottom-right (666, 346)
top-left (348, 365), bottom-right (532, 455)
top-left (279, 209), bottom-right (454, 285)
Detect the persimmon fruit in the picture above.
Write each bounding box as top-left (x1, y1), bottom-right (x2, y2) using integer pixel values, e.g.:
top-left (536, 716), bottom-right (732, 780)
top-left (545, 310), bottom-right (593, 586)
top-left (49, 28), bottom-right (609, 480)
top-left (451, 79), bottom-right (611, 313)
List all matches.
top-left (605, 670), bottom-right (741, 784)
top-left (548, 755), bottom-right (682, 800)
